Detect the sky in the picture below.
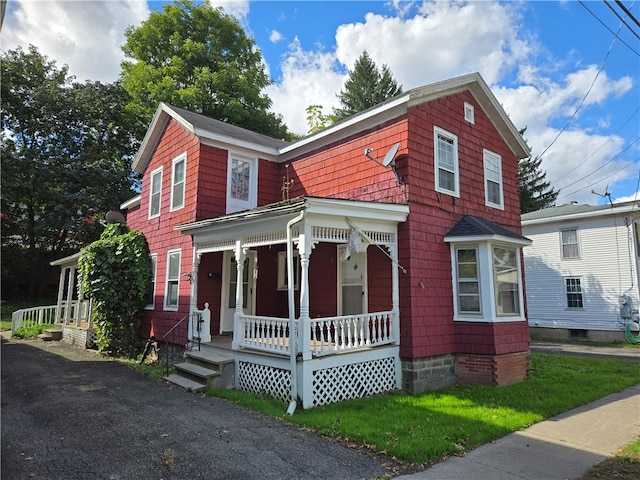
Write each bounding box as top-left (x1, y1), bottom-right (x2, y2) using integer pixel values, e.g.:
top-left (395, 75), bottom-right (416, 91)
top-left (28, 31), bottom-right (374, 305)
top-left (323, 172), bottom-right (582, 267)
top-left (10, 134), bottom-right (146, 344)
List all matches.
top-left (2, 0), bottom-right (639, 206)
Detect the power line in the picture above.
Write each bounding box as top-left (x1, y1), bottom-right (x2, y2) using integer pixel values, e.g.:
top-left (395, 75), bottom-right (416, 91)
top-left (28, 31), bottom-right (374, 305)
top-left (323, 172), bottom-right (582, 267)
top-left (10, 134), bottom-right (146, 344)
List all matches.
top-left (579, 1), bottom-right (640, 55)
top-left (614, 0), bottom-right (640, 28)
top-left (604, 1), bottom-right (640, 40)
top-left (549, 107), bottom-right (640, 185)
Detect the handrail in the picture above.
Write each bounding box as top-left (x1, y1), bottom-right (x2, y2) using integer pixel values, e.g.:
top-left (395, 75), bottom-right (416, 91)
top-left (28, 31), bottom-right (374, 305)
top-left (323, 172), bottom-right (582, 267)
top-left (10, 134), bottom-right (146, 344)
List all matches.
top-left (161, 313), bottom-right (191, 376)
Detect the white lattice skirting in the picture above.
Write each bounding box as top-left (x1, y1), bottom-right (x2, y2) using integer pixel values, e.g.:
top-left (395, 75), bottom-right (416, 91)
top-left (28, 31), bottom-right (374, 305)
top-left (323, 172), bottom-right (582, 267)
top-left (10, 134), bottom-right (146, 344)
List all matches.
top-left (237, 361), bottom-right (293, 403)
top-left (312, 357), bottom-right (396, 407)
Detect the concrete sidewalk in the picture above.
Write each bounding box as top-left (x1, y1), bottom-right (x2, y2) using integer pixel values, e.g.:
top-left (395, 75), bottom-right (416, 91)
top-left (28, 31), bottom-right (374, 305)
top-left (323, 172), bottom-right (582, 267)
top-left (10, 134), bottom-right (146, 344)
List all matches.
top-left (395, 383), bottom-right (640, 480)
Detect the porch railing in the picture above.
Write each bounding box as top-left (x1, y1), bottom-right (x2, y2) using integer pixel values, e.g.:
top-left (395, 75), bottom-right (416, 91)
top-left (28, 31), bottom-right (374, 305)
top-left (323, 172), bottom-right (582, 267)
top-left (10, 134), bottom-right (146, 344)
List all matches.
top-left (310, 311), bottom-right (396, 355)
top-left (12, 305), bottom-right (58, 334)
top-left (237, 311), bottom-right (396, 357)
top-left (56, 300), bottom-right (92, 326)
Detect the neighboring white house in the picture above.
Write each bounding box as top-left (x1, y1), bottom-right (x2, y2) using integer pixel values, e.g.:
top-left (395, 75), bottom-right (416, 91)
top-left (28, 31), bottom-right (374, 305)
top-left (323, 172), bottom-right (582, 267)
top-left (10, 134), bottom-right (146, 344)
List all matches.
top-left (521, 200), bottom-right (640, 342)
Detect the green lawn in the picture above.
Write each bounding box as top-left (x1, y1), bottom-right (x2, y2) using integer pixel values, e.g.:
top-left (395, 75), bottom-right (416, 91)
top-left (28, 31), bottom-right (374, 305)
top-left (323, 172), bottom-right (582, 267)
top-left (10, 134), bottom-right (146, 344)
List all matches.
top-left (209, 353), bottom-right (640, 466)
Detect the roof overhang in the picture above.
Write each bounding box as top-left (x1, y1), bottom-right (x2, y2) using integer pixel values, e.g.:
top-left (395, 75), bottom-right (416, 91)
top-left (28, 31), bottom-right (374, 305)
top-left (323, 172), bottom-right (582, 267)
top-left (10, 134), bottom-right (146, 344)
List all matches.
top-left (50, 252), bottom-right (81, 267)
top-left (444, 233), bottom-right (532, 247)
top-left (522, 201), bottom-right (640, 226)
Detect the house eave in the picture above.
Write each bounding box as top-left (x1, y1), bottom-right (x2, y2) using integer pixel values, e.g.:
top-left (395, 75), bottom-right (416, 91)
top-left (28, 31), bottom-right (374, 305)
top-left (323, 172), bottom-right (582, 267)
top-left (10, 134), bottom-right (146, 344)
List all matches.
top-left (521, 201), bottom-right (640, 226)
top-left (444, 233), bottom-right (532, 247)
top-left (120, 195), bottom-right (141, 210)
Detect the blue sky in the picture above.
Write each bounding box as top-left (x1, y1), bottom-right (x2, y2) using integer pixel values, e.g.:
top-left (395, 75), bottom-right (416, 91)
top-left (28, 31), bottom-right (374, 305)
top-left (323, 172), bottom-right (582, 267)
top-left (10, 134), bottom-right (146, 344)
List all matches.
top-left (3, 1), bottom-right (639, 205)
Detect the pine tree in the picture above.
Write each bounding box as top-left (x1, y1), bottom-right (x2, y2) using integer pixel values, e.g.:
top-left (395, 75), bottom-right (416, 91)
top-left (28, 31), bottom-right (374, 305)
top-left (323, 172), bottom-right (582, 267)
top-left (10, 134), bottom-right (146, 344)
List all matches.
top-left (332, 51), bottom-right (402, 121)
top-left (518, 155), bottom-right (559, 213)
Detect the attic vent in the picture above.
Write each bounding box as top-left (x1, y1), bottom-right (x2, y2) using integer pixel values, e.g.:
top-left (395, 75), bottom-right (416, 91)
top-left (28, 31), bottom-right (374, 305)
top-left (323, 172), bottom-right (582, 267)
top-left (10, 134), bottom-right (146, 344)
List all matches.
top-left (464, 102), bottom-right (475, 124)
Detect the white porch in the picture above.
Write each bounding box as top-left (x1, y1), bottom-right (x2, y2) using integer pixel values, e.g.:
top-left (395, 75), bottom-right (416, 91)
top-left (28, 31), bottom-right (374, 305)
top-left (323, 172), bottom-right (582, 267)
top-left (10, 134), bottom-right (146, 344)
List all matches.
top-left (178, 197), bottom-right (409, 410)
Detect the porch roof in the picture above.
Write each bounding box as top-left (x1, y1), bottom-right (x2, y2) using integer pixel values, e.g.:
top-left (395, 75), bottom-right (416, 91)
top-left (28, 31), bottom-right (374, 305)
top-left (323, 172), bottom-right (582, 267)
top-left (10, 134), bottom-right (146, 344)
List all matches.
top-left (176, 196), bottom-right (409, 248)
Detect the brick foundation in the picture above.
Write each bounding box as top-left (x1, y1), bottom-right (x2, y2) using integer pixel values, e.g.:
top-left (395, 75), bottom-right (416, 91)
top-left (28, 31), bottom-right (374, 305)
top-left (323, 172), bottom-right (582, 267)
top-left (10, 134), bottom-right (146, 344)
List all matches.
top-left (456, 351), bottom-right (530, 386)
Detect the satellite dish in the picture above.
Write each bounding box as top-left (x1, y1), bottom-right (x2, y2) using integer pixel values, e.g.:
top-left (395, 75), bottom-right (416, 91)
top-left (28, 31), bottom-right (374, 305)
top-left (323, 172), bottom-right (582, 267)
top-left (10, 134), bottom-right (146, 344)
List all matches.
top-left (105, 210), bottom-right (126, 224)
top-left (382, 143), bottom-right (400, 167)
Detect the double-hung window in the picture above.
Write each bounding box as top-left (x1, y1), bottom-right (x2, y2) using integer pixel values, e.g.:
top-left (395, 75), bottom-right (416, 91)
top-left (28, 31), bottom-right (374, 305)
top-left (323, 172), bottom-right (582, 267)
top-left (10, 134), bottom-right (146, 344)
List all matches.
top-left (456, 248), bottom-right (481, 314)
top-left (148, 167), bottom-right (162, 218)
top-left (145, 254), bottom-right (157, 309)
top-left (493, 247), bottom-right (520, 315)
top-left (483, 150), bottom-right (503, 209)
top-left (565, 277), bottom-right (584, 308)
top-left (434, 127), bottom-right (459, 197)
top-left (170, 153), bottom-right (186, 211)
top-left (561, 229), bottom-right (580, 259)
top-left (165, 249), bottom-right (181, 310)
top-left (226, 153), bottom-right (257, 213)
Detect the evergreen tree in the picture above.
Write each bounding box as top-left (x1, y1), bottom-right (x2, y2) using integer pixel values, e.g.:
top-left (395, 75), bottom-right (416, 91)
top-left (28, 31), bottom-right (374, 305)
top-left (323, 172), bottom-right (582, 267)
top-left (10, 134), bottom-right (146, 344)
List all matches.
top-left (120, 0), bottom-right (290, 139)
top-left (518, 155), bottom-right (559, 213)
top-left (333, 51), bottom-right (403, 121)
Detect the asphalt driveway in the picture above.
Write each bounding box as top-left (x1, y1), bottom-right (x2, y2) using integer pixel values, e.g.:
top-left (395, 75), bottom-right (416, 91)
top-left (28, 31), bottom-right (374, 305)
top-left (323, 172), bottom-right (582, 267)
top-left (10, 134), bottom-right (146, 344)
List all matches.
top-left (1, 336), bottom-right (391, 480)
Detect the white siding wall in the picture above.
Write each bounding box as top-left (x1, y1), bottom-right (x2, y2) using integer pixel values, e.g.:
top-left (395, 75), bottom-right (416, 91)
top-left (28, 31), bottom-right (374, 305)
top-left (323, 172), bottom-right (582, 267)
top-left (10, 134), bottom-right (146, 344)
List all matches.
top-left (523, 215), bottom-right (639, 332)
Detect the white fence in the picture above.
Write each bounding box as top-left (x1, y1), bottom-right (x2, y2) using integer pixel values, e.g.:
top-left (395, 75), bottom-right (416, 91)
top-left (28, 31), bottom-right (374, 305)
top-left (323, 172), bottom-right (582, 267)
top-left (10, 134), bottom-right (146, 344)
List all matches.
top-left (11, 305), bottom-right (57, 334)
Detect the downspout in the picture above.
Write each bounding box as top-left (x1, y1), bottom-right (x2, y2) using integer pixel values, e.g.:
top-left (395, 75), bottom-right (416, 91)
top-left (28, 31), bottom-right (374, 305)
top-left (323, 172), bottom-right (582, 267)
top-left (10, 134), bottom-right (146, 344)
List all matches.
top-left (286, 210), bottom-right (305, 415)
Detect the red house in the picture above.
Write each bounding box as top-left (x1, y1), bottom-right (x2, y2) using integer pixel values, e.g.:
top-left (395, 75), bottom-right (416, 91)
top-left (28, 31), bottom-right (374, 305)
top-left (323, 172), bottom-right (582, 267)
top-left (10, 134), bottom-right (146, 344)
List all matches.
top-left (123, 72), bottom-right (532, 409)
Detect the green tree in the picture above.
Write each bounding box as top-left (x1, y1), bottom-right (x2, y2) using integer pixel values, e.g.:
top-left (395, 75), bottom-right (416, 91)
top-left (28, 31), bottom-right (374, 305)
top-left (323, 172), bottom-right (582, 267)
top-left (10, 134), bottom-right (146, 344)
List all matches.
top-left (333, 51), bottom-right (403, 121)
top-left (1, 45), bottom-right (139, 297)
top-left (78, 222), bottom-right (151, 357)
top-left (121, 0), bottom-right (290, 139)
top-left (518, 155), bottom-right (559, 213)
top-left (305, 104), bottom-right (336, 134)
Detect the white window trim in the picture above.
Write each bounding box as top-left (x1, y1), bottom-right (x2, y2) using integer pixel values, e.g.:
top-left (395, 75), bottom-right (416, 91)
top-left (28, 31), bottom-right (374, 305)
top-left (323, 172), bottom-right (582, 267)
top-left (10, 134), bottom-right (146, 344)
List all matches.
top-left (434, 126), bottom-right (460, 197)
top-left (560, 228), bottom-right (581, 259)
top-left (454, 246), bottom-right (482, 316)
top-left (145, 254), bottom-right (157, 309)
top-left (226, 153), bottom-right (258, 214)
top-left (169, 153), bottom-right (186, 212)
top-left (450, 241), bottom-right (526, 322)
top-left (483, 149), bottom-right (504, 210)
top-left (148, 167), bottom-right (163, 219)
top-left (464, 102), bottom-right (475, 124)
top-left (277, 251), bottom-right (299, 291)
top-left (164, 249), bottom-right (181, 311)
top-left (564, 276), bottom-right (585, 310)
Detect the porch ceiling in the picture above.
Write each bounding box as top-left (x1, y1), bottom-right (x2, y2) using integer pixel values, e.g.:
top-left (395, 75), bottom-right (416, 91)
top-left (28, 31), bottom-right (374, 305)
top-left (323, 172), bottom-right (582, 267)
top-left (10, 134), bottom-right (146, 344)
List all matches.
top-left (176, 196), bottom-right (409, 250)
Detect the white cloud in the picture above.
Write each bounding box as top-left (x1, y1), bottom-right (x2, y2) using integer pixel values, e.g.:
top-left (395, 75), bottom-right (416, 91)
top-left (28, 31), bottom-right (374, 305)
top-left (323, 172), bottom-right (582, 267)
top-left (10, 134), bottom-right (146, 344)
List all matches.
top-left (614, 191), bottom-right (640, 204)
top-left (1, 0), bottom-right (149, 83)
top-left (269, 30), bottom-right (283, 43)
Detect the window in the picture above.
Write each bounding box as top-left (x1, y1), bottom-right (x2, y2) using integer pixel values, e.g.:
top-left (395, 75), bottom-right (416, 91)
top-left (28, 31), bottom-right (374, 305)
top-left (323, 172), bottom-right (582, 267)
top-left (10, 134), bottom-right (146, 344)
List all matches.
top-left (449, 240), bottom-right (526, 321)
top-left (565, 277), bottom-right (584, 308)
top-left (277, 251), bottom-right (299, 290)
top-left (145, 254), bottom-right (157, 309)
top-left (464, 102), bottom-right (475, 124)
top-left (493, 247), bottom-right (520, 315)
top-left (170, 154), bottom-right (186, 211)
top-left (434, 127), bottom-right (459, 197)
top-left (148, 167), bottom-right (162, 218)
top-left (456, 248), bottom-right (481, 313)
top-left (561, 229), bottom-right (580, 258)
top-left (227, 154), bottom-right (257, 213)
top-left (483, 150), bottom-right (503, 209)
top-left (165, 250), bottom-right (181, 309)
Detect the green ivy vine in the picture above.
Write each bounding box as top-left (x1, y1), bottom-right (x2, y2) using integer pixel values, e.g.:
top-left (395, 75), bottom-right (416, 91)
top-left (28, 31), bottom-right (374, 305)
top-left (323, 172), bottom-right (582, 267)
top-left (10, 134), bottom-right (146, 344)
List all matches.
top-left (78, 222), bottom-right (151, 357)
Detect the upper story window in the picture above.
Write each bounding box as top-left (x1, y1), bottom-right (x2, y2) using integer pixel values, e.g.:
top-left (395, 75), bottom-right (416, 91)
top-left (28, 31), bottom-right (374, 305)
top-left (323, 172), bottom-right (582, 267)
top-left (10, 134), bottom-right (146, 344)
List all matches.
top-left (165, 249), bottom-right (181, 310)
top-left (148, 167), bottom-right (162, 219)
top-left (561, 229), bottom-right (580, 259)
top-left (565, 277), bottom-right (584, 308)
top-left (170, 153), bottom-right (186, 211)
top-left (464, 102), bottom-right (475, 124)
top-left (434, 127), bottom-right (459, 197)
top-left (227, 153), bottom-right (257, 214)
top-left (483, 149), bottom-right (503, 209)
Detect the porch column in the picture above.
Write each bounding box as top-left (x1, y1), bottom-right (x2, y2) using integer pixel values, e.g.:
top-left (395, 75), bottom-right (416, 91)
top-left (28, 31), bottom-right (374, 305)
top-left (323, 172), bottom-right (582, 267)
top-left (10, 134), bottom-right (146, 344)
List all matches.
top-left (65, 266), bottom-right (75, 325)
top-left (389, 238), bottom-right (402, 390)
top-left (232, 241), bottom-right (246, 349)
top-left (55, 268), bottom-right (66, 323)
top-left (297, 225), bottom-right (313, 361)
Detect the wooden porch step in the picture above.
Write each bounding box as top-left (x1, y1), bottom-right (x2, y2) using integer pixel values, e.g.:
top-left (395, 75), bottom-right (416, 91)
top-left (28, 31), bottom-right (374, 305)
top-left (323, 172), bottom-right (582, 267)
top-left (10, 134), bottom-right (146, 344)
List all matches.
top-left (164, 374), bottom-right (206, 392)
top-left (44, 329), bottom-right (63, 340)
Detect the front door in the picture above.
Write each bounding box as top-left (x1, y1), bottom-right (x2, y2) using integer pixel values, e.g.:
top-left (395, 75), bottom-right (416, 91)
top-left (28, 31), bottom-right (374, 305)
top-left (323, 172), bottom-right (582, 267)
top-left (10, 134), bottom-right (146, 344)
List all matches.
top-left (338, 246), bottom-right (367, 315)
top-left (220, 250), bottom-right (256, 334)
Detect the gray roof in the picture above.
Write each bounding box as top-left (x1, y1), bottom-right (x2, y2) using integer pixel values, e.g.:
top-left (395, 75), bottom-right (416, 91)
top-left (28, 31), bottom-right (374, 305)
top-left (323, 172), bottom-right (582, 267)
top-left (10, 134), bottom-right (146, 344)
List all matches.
top-left (166, 104), bottom-right (290, 150)
top-left (521, 200), bottom-right (639, 223)
top-left (446, 215), bottom-right (529, 242)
